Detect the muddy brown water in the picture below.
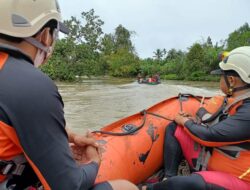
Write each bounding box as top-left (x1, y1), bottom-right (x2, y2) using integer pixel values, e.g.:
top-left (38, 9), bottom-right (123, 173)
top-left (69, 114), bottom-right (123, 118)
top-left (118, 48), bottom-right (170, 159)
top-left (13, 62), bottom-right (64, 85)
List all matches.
top-left (57, 79), bottom-right (220, 133)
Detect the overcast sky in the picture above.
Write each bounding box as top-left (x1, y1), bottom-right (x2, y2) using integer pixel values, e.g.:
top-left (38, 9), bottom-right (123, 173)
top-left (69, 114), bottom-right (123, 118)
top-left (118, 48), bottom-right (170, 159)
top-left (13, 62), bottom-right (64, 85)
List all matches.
top-left (58, 0), bottom-right (250, 58)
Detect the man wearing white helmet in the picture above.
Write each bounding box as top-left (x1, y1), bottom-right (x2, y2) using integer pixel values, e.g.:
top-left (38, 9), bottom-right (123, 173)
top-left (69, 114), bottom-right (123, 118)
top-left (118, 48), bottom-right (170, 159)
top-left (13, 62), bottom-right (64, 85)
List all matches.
top-left (0, 1), bottom-right (138, 190)
top-left (141, 46), bottom-right (250, 190)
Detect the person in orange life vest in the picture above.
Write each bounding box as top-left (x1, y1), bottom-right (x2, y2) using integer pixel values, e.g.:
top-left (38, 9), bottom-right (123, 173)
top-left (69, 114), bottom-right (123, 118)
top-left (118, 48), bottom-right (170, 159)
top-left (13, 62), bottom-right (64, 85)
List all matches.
top-left (140, 46), bottom-right (250, 190)
top-left (151, 76), bottom-right (156, 83)
top-left (148, 76), bottom-right (153, 83)
top-left (153, 73), bottom-right (160, 83)
top-left (0, 1), bottom-right (138, 190)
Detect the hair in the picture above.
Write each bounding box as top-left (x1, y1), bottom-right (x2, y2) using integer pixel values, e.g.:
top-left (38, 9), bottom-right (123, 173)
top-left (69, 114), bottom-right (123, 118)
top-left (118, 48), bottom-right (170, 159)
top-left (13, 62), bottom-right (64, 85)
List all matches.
top-left (224, 70), bottom-right (240, 77)
top-left (0, 34), bottom-right (23, 43)
top-left (0, 20), bottom-right (58, 43)
top-left (224, 70), bottom-right (248, 84)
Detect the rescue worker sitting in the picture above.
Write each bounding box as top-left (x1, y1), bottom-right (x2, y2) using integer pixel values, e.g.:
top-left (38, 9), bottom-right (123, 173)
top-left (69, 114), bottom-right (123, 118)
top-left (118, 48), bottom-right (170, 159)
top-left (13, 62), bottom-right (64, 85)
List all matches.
top-left (0, 0), bottom-right (138, 190)
top-left (141, 46), bottom-right (250, 190)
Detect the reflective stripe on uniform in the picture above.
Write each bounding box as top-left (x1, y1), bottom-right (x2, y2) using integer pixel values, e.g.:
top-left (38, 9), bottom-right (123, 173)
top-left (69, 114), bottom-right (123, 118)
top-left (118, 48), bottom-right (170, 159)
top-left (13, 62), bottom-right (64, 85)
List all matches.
top-left (239, 168), bottom-right (250, 180)
top-left (0, 52), bottom-right (8, 70)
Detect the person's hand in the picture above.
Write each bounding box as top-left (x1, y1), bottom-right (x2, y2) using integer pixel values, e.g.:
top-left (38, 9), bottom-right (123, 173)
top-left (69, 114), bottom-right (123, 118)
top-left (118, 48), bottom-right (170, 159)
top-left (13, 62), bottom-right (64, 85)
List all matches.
top-left (67, 129), bottom-right (99, 148)
top-left (175, 112), bottom-right (192, 126)
top-left (85, 146), bottom-right (101, 165)
top-left (71, 145), bottom-right (101, 166)
top-left (67, 129), bottom-right (101, 165)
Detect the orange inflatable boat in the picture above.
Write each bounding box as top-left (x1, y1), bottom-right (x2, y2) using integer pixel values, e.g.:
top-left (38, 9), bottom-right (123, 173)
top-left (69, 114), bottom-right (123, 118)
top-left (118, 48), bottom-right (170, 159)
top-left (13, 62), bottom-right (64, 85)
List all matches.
top-left (93, 94), bottom-right (211, 185)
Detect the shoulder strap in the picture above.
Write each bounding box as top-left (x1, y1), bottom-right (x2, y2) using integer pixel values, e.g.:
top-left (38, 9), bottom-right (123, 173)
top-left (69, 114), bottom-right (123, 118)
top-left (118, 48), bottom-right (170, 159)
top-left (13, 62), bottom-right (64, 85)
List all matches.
top-left (0, 154), bottom-right (26, 176)
top-left (223, 91), bottom-right (250, 114)
top-left (197, 96), bottom-right (228, 124)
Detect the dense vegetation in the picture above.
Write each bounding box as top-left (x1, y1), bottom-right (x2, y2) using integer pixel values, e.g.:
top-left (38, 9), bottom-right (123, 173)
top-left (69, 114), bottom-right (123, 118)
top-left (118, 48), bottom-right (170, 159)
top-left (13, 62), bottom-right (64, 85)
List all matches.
top-left (41, 9), bottom-right (250, 81)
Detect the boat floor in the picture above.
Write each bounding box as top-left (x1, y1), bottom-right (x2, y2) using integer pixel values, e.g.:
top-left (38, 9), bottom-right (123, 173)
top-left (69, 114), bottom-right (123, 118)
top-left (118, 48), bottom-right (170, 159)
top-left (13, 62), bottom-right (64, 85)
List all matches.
top-left (139, 160), bottom-right (191, 185)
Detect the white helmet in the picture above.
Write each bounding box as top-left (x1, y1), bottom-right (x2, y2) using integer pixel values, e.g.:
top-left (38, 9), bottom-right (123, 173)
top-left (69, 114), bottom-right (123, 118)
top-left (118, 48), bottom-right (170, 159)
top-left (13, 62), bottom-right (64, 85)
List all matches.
top-left (211, 46), bottom-right (250, 84)
top-left (0, 0), bottom-right (68, 38)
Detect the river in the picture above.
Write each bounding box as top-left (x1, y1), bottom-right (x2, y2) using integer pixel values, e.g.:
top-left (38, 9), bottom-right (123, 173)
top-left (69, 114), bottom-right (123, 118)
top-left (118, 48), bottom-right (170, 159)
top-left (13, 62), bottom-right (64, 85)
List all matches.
top-left (57, 79), bottom-right (220, 133)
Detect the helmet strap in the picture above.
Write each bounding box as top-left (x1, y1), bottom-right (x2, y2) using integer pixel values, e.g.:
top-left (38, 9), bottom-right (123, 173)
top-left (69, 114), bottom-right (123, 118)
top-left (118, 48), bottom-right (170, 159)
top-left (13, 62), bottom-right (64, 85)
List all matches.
top-left (223, 74), bottom-right (233, 97)
top-left (24, 37), bottom-right (51, 54)
top-left (233, 84), bottom-right (250, 93)
top-left (227, 86), bottom-right (234, 97)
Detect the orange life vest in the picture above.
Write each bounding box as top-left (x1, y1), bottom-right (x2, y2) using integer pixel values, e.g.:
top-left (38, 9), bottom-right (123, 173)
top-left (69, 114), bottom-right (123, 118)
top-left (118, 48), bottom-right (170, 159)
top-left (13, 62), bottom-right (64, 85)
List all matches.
top-left (0, 52), bottom-right (29, 188)
top-left (196, 95), bottom-right (235, 124)
top-left (0, 52), bottom-right (45, 189)
top-left (196, 95), bottom-right (250, 183)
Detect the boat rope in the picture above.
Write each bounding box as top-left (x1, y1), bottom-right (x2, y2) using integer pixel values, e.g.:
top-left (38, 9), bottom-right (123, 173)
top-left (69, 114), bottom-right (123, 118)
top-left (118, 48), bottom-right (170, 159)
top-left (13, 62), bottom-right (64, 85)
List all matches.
top-left (92, 110), bottom-right (173, 136)
top-left (146, 111), bottom-right (173, 121)
top-left (92, 110), bottom-right (147, 136)
top-left (92, 94), bottom-right (203, 136)
top-left (179, 93), bottom-right (183, 112)
top-left (178, 93), bottom-right (203, 103)
top-left (178, 93), bottom-right (204, 113)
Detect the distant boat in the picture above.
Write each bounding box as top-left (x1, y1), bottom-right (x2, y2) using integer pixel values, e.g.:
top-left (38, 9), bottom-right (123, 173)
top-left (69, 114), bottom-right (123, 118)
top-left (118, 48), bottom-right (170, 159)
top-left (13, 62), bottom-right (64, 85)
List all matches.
top-left (139, 80), bottom-right (161, 85)
top-left (137, 75), bottom-right (161, 85)
top-left (138, 78), bottom-right (161, 85)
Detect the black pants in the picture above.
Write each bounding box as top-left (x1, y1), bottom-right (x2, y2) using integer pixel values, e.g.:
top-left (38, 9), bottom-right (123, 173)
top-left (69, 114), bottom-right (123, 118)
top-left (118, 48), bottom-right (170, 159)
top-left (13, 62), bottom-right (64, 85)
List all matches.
top-left (148, 174), bottom-right (225, 190)
top-left (159, 122), bottom-right (225, 190)
top-left (163, 122), bottom-right (183, 178)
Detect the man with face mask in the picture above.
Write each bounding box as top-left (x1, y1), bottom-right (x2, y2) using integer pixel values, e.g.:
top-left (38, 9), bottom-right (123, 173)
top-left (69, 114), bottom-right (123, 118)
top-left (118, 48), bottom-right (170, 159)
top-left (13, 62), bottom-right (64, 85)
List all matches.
top-left (0, 1), bottom-right (138, 190)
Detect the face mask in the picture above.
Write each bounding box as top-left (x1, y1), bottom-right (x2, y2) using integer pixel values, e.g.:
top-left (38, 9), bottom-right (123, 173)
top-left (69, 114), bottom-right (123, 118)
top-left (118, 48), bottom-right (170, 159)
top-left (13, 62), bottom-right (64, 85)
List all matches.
top-left (33, 48), bottom-right (45, 67)
top-left (25, 33), bottom-right (55, 67)
top-left (33, 46), bottom-right (53, 68)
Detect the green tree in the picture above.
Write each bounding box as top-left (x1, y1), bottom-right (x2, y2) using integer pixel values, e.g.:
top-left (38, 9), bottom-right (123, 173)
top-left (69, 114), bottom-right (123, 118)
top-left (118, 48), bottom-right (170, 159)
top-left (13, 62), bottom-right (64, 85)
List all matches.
top-left (107, 49), bottom-right (140, 77)
top-left (64, 17), bottom-right (81, 43)
top-left (114, 25), bottom-right (135, 53)
top-left (81, 9), bottom-right (104, 51)
top-left (64, 9), bottom-right (104, 48)
top-left (42, 10), bottom-right (250, 82)
top-left (153, 48), bottom-right (166, 61)
top-left (206, 36), bottom-right (213, 47)
top-left (203, 42), bottom-right (223, 72)
top-left (165, 48), bottom-right (184, 61)
top-left (139, 58), bottom-right (161, 76)
top-left (164, 49), bottom-right (185, 76)
top-left (42, 9), bottom-right (106, 80)
top-left (100, 34), bottom-right (115, 55)
top-left (101, 25), bottom-right (138, 77)
top-left (41, 39), bottom-right (76, 81)
top-left (183, 43), bottom-right (205, 79)
top-left (227, 23), bottom-right (250, 50)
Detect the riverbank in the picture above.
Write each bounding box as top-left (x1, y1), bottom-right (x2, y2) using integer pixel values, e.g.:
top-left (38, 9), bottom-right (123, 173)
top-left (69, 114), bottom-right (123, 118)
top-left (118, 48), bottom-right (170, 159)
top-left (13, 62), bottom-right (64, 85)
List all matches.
top-left (162, 74), bottom-right (220, 81)
top-left (57, 74), bottom-right (220, 83)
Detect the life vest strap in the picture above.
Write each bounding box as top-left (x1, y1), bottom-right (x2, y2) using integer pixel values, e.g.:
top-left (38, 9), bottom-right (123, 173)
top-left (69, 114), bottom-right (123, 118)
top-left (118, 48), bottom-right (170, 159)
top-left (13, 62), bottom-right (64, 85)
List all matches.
top-left (195, 147), bottom-right (211, 171)
top-left (196, 96), bottom-right (228, 124)
top-left (0, 155), bottom-right (26, 176)
top-left (195, 145), bottom-right (247, 172)
top-left (0, 155), bottom-right (43, 189)
top-left (218, 145), bottom-right (248, 152)
top-left (0, 160), bottom-right (15, 175)
top-left (224, 91), bottom-right (250, 114)
top-left (196, 107), bottom-right (209, 121)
